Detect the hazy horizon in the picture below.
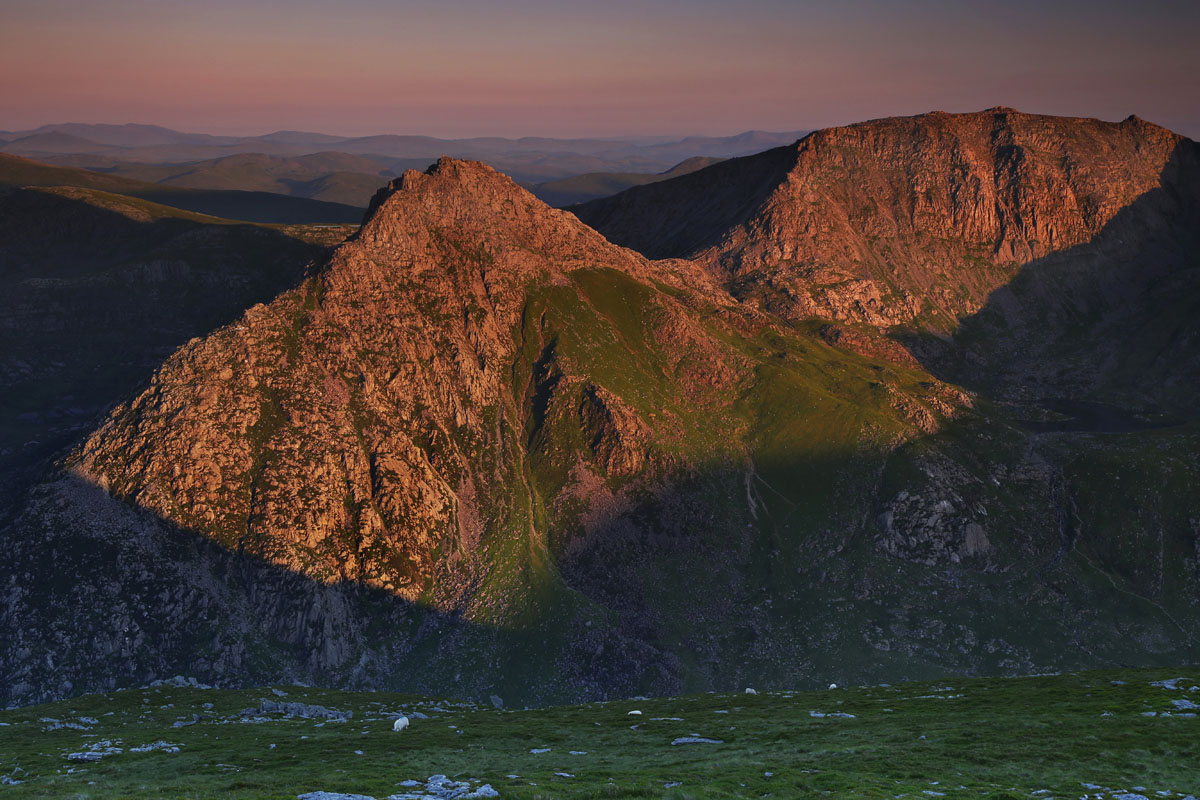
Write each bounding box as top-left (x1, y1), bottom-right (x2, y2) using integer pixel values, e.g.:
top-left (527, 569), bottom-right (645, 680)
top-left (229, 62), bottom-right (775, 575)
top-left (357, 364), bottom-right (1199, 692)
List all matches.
top-left (2, 0), bottom-right (1198, 139)
top-left (2, 106), bottom-right (1193, 144)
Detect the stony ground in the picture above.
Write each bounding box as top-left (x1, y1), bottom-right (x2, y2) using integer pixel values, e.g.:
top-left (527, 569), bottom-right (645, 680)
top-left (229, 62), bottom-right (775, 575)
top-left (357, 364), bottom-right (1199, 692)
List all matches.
top-left (1, 668), bottom-right (1197, 798)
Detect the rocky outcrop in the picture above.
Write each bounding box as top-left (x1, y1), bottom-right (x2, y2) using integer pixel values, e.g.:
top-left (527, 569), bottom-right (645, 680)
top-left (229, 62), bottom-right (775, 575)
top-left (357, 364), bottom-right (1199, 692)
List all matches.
top-left (7, 113), bottom-right (1200, 709)
top-left (5, 157), bottom-right (979, 706)
top-left (575, 109), bottom-right (1197, 332)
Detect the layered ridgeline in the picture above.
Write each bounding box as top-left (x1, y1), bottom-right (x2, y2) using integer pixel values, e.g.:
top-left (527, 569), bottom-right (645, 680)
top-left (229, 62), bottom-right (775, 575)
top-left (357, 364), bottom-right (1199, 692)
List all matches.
top-left (573, 109), bottom-right (1200, 404)
top-left (4, 113), bottom-right (1200, 708)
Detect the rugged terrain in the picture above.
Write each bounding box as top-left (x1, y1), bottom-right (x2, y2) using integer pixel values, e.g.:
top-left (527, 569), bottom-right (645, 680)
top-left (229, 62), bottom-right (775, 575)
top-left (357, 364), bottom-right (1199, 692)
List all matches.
top-left (1, 110), bottom-right (1198, 710)
top-left (1, 669), bottom-right (1197, 798)
top-left (574, 108), bottom-right (1200, 404)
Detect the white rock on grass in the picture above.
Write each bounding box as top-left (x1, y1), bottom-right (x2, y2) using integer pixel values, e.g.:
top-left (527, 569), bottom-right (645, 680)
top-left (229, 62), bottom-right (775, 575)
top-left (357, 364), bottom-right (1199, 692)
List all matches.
top-left (671, 736), bottom-right (723, 745)
top-left (129, 741), bottom-right (181, 753)
top-left (67, 753), bottom-right (104, 763)
top-left (386, 775), bottom-right (498, 799)
top-left (298, 793), bottom-right (376, 800)
top-left (462, 788), bottom-right (499, 799)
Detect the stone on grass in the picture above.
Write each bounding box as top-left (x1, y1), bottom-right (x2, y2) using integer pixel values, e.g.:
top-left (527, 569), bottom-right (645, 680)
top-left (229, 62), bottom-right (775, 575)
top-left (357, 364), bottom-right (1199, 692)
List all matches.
top-left (259, 699), bottom-right (352, 721)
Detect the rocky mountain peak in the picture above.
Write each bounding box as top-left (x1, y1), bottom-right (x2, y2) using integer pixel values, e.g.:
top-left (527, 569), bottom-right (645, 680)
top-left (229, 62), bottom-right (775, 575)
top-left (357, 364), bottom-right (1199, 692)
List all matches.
top-left (576, 108), bottom-right (1196, 330)
top-left (357, 156), bottom-right (617, 261)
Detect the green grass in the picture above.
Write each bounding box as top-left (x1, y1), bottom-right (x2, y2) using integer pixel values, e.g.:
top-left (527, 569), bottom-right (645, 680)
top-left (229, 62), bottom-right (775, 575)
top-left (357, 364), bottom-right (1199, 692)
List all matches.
top-left (2, 668), bottom-right (1197, 798)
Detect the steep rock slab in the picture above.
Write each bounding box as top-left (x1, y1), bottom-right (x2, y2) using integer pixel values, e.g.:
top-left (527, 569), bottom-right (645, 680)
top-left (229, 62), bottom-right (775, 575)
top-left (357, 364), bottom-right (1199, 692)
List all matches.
top-left (574, 108), bottom-right (1197, 331)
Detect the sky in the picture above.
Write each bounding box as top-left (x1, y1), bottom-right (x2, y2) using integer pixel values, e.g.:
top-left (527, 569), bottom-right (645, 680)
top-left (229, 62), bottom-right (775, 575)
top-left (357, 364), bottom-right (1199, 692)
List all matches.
top-left (1, 0), bottom-right (1197, 139)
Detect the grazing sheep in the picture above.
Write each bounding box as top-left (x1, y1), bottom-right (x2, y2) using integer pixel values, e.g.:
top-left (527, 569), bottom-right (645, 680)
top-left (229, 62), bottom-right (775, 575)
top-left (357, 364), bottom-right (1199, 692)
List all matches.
top-left (829, 683), bottom-right (838, 690)
top-left (393, 716), bottom-right (410, 732)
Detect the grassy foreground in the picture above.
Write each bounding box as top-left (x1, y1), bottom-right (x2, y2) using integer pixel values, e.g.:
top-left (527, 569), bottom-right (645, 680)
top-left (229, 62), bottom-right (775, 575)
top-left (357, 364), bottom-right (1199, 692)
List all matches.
top-left (1, 668), bottom-right (1197, 799)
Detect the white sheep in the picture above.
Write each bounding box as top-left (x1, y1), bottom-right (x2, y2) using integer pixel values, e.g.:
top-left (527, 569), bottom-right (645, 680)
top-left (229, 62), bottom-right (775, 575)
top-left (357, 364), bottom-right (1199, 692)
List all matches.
top-left (829, 683), bottom-right (838, 690)
top-left (393, 715), bottom-right (409, 732)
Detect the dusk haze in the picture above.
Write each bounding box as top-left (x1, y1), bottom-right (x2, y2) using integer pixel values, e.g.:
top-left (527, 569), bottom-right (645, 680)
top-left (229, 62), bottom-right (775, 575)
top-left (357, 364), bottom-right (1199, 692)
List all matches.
top-left (1, 1), bottom-right (1199, 797)
top-left (2, 0), bottom-right (1198, 137)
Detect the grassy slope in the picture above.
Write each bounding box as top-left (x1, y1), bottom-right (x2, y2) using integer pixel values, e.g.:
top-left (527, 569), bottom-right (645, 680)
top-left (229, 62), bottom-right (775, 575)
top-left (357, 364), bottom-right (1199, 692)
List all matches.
top-left (0, 153), bottom-right (364, 223)
top-left (1, 669), bottom-right (1197, 798)
top-left (92, 154), bottom-right (389, 207)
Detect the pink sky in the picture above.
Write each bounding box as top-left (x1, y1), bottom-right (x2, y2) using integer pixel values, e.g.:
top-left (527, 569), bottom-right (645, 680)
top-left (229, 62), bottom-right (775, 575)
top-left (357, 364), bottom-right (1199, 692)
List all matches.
top-left (2, 0), bottom-right (1197, 138)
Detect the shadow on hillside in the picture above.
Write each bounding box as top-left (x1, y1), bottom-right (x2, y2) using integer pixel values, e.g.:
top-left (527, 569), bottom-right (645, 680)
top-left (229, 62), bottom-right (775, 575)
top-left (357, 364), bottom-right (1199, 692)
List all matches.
top-left (899, 138), bottom-right (1200, 411)
top-left (570, 144), bottom-right (799, 259)
top-left (0, 188), bottom-right (325, 514)
top-left (0, 471), bottom-right (690, 710)
top-left (130, 188), bottom-right (364, 225)
top-left (5, 157), bottom-right (1200, 711)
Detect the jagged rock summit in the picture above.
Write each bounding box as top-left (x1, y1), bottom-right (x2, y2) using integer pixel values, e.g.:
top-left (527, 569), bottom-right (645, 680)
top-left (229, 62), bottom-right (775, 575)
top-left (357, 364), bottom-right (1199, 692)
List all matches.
top-left (574, 108), bottom-right (1197, 330)
top-left (73, 157), bottom-right (655, 595)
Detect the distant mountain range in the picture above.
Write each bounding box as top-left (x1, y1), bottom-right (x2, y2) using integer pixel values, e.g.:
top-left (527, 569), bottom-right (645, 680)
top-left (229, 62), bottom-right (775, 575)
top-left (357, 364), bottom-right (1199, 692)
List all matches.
top-left (0, 122), bottom-right (809, 184)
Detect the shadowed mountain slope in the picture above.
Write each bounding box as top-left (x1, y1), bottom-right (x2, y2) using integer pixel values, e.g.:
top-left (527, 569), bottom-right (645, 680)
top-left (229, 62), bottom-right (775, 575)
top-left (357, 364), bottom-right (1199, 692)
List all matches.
top-left (529, 156), bottom-right (725, 207)
top-left (89, 152), bottom-right (393, 207)
top-left (0, 184), bottom-right (335, 514)
top-left (5, 143), bottom-right (1200, 708)
top-left (0, 153), bottom-right (365, 224)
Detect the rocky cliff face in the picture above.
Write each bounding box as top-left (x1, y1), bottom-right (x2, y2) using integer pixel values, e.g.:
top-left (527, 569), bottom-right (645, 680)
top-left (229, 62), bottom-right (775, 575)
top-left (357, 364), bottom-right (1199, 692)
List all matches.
top-left (5, 157), bottom-right (986, 706)
top-left (574, 109), bottom-right (1197, 331)
top-left (70, 159), bottom-right (725, 600)
top-left (5, 115), bottom-right (1200, 709)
